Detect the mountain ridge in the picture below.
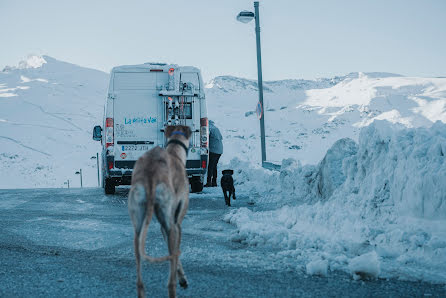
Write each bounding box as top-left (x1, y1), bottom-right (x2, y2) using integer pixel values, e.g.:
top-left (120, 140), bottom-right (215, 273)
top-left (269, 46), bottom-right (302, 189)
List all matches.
top-left (1, 55), bottom-right (445, 188)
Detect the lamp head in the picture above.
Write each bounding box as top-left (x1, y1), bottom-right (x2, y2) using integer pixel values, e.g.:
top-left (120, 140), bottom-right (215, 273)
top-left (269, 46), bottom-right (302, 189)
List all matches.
top-left (236, 11), bottom-right (255, 23)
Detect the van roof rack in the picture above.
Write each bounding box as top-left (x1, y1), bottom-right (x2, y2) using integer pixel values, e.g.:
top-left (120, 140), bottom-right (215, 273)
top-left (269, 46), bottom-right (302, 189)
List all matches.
top-left (144, 62), bottom-right (167, 66)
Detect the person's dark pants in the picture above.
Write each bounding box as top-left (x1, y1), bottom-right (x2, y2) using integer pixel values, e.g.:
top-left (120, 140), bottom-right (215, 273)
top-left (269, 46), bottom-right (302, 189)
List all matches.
top-left (207, 152), bottom-right (221, 186)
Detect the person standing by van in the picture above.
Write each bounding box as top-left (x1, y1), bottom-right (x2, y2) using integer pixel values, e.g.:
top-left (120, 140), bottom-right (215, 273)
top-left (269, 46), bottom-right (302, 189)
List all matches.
top-left (205, 120), bottom-right (223, 187)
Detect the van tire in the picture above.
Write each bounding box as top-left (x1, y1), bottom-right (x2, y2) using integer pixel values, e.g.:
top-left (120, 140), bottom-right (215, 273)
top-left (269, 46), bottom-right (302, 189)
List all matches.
top-left (190, 177), bottom-right (203, 193)
top-left (104, 178), bottom-right (115, 195)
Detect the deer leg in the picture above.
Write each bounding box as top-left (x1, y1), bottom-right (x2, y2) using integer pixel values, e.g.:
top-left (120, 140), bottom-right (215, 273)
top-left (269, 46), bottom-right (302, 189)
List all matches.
top-left (167, 225), bottom-right (179, 298)
top-left (139, 204), bottom-right (172, 263)
top-left (139, 209), bottom-right (152, 260)
top-left (133, 234), bottom-right (145, 298)
top-left (176, 224), bottom-right (188, 288)
top-left (128, 185), bottom-right (150, 298)
top-left (162, 226), bottom-right (187, 288)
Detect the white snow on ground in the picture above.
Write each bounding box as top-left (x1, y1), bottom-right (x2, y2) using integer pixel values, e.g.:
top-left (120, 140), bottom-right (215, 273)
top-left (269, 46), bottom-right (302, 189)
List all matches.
top-left (348, 251), bottom-right (380, 280)
top-left (224, 120), bottom-right (446, 283)
top-left (306, 258), bottom-right (329, 276)
top-left (1, 56), bottom-right (445, 284)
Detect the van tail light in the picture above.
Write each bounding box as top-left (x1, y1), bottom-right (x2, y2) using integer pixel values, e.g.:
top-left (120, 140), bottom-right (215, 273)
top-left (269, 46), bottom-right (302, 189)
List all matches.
top-left (106, 118), bottom-right (114, 148)
top-left (200, 117), bottom-right (208, 148)
top-left (201, 154), bottom-right (208, 170)
top-left (106, 155), bottom-right (114, 170)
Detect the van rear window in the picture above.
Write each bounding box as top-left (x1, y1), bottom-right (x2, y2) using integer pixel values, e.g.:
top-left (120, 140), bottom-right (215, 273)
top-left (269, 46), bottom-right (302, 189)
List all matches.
top-left (114, 72), bottom-right (158, 90)
top-left (180, 72), bottom-right (200, 90)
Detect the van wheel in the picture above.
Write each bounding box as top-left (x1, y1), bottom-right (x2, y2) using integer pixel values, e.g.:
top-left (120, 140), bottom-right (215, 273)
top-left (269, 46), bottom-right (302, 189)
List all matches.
top-left (190, 177), bottom-right (203, 193)
top-left (104, 178), bottom-right (115, 195)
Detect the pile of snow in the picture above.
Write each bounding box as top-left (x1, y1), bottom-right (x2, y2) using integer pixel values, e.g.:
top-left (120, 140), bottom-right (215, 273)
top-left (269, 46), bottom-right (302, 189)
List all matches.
top-left (348, 251), bottom-right (380, 280)
top-left (225, 120), bottom-right (446, 282)
top-left (306, 258), bottom-right (329, 276)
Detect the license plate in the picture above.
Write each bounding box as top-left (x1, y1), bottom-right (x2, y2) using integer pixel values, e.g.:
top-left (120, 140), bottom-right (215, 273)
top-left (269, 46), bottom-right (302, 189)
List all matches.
top-left (122, 145), bottom-right (151, 151)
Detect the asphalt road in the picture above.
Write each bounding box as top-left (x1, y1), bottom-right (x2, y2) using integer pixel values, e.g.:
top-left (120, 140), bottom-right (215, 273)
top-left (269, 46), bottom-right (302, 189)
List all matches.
top-left (0, 187), bottom-right (445, 297)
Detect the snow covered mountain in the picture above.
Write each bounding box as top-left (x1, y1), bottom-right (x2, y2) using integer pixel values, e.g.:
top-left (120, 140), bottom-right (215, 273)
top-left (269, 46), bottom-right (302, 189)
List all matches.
top-left (1, 55), bottom-right (445, 188)
top-left (207, 72), bottom-right (446, 165)
top-left (0, 55), bottom-right (108, 188)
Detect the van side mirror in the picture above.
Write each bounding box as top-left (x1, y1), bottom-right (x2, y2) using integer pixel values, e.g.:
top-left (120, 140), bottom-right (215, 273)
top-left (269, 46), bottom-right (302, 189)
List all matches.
top-left (93, 125), bottom-right (102, 141)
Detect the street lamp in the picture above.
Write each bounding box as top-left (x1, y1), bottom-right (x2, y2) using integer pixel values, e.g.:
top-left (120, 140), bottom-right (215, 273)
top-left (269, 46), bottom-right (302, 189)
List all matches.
top-left (75, 169), bottom-right (83, 188)
top-left (237, 2), bottom-right (267, 168)
top-left (91, 153), bottom-right (100, 187)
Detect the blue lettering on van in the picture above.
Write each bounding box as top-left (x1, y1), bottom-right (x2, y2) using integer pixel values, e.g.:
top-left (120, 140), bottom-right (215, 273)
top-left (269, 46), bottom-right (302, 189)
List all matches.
top-left (124, 117), bottom-right (157, 125)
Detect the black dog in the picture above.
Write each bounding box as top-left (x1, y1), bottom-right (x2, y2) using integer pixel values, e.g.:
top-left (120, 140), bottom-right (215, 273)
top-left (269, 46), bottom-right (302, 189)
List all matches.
top-left (220, 169), bottom-right (236, 206)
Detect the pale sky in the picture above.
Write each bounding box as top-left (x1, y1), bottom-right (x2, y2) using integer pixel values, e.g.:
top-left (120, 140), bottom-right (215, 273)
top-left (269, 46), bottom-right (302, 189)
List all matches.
top-left (1, 0), bottom-right (446, 81)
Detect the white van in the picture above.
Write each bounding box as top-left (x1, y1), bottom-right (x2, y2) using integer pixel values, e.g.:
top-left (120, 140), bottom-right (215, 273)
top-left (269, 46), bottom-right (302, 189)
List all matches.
top-left (93, 63), bottom-right (209, 194)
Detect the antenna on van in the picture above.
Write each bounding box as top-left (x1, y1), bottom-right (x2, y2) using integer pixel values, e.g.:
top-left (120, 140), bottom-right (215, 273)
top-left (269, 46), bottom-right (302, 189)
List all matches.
top-left (168, 68), bottom-right (175, 91)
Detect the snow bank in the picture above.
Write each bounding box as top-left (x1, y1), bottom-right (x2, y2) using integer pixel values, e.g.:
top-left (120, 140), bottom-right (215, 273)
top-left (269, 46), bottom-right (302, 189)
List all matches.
top-left (225, 120), bottom-right (446, 283)
top-left (346, 120), bottom-right (446, 219)
top-left (279, 138), bottom-right (358, 204)
top-left (306, 259), bottom-right (329, 276)
top-left (348, 251), bottom-right (380, 280)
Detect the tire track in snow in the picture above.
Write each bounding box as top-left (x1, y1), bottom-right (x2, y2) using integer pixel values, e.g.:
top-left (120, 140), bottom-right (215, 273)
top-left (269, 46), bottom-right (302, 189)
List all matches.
top-left (21, 99), bottom-right (84, 131)
top-left (0, 120), bottom-right (76, 131)
top-left (0, 136), bottom-right (51, 157)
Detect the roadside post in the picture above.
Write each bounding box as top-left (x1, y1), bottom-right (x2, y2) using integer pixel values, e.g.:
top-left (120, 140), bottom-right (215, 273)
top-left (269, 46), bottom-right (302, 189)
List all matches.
top-left (91, 153), bottom-right (100, 187)
top-left (237, 2), bottom-right (279, 170)
top-left (75, 169), bottom-right (83, 188)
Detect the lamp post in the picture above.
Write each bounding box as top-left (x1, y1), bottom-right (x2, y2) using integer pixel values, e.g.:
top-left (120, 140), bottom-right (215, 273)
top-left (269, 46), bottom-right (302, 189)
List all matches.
top-left (75, 169), bottom-right (83, 188)
top-left (237, 2), bottom-right (267, 167)
top-left (91, 153), bottom-right (100, 187)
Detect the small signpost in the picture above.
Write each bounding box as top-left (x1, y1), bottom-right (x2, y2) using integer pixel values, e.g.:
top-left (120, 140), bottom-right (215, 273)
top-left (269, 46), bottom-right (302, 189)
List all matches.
top-left (256, 101), bottom-right (263, 120)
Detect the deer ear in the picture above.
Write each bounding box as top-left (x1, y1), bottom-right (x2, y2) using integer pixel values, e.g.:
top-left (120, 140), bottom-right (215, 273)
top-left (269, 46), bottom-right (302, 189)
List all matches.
top-left (184, 126), bottom-right (192, 139)
top-left (165, 126), bottom-right (175, 138)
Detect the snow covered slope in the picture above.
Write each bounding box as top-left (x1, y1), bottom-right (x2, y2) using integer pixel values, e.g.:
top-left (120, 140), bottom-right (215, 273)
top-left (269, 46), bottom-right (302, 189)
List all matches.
top-left (1, 56), bottom-right (445, 188)
top-left (0, 55), bottom-right (108, 188)
top-left (207, 73), bottom-right (446, 165)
